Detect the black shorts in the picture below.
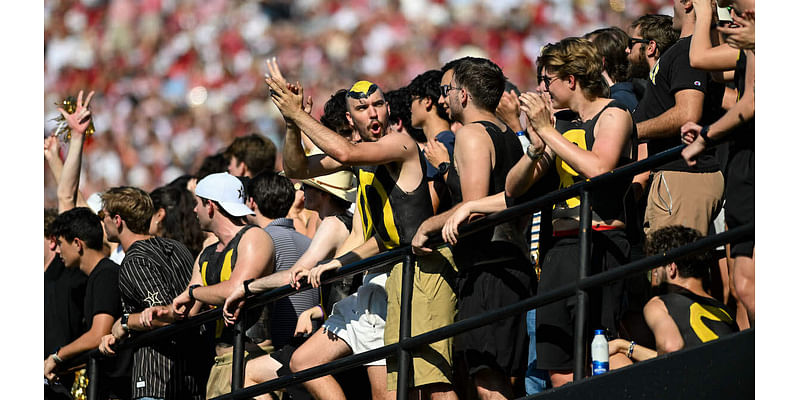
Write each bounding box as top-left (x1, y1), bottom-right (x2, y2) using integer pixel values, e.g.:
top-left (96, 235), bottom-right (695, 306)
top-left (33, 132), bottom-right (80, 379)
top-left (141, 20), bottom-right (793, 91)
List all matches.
top-left (454, 259), bottom-right (535, 378)
top-left (724, 148), bottom-right (754, 258)
top-left (535, 230), bottom-right (630, 371)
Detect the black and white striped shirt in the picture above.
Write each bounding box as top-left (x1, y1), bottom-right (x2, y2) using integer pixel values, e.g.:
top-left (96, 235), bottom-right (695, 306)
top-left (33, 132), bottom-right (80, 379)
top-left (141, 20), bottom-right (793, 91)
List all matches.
top-left (119, 237), bottom-right (209, 400)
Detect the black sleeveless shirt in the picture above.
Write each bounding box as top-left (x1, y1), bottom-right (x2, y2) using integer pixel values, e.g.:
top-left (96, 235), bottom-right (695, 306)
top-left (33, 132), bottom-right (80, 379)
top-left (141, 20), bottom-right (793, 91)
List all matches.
top-left (198, 224), bottom-right (260, 342)
top-left (354, 148), bottom-right (433, 249)
top-left (659, 284), bottom-right (739, 348)
top-left (446, 120), bottom-right (530, 269)
top-left (551, 100), bottom-right (635, 224)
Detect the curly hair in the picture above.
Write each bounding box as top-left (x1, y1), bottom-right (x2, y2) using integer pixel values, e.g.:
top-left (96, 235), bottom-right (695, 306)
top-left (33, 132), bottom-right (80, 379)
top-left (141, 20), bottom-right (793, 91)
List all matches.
top-left (644, 225), bottom-right (712, 279)
top-left (538, 37), bottom-right (605, 100)
top-left (150, 185), bottom-right (206, 257)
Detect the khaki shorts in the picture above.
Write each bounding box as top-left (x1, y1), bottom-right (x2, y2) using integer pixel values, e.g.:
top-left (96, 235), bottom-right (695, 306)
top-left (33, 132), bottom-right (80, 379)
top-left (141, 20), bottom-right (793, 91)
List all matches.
top-left (206, 342), bottom-right (275, 399)
top-left (385, 246), bottom-right (458, 389)
top-left (644, 170), bottom-right (724, 237)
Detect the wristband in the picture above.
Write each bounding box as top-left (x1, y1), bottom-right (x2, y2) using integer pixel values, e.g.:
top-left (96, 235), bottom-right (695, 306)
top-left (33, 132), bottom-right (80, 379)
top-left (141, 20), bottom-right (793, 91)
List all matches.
top-left (51, 352), bottom-right (64, 364)
top-left (627, 341), bottom-right (636, 358)
top-left (243, 278), bottom-right (255, 297)
top-left (188, 284), bottom-right (201, 302)
top-left (121, 313), bottom-right (130, 332)
top-left (699, 125), bottom-right (715, 145)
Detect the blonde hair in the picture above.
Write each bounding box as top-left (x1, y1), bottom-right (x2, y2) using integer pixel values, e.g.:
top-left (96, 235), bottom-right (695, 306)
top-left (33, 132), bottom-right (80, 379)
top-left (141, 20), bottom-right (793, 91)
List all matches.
top-left (101, 186), bottom-right (154, 234)
top-left (538, 37), bottom-right (605, 100)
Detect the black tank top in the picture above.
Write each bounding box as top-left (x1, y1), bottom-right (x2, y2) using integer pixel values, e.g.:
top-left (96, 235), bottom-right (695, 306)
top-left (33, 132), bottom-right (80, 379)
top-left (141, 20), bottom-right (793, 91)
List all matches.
top-left (354, 148), bottom-right (433, 249)
top-left (730, 50), bottom-right (754, 152)
top-left (198, 224), bottom-right (259, 342)
top-left (551, 100), bottom-right (635, 224)
top-left (659, 284), bottom-right (739, 348)
top-left (446, 120), bottom-right (530, 269)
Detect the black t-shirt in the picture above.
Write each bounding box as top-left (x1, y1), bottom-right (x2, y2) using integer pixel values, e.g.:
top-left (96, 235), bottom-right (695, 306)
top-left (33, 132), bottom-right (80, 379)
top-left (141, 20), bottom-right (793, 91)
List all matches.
top-left (44, 256), bottom-right (86, 358)
top-left (85, 258), bottom-right (130, 380)
top-left (84, 258), bottom-right (122, 328)
top-left (633, 36), bottom-right (724, 172)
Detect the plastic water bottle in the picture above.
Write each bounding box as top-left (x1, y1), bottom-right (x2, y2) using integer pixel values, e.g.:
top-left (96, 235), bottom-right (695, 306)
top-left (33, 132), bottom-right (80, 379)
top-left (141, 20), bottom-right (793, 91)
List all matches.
top-left (591, 329), bottom-right (609, 376)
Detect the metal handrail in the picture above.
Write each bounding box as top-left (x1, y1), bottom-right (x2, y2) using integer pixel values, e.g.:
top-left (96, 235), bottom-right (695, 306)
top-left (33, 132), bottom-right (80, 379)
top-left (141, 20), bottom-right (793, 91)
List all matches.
top-left (213, 223), bottom-right (752, 400)
top-left (64, 142), bottom-right (750, 400)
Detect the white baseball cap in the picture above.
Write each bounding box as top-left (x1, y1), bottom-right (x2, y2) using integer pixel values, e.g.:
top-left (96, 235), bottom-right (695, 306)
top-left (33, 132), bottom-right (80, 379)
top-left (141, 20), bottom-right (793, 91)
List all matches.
top-left (194, 172), bottom-right (255, 216)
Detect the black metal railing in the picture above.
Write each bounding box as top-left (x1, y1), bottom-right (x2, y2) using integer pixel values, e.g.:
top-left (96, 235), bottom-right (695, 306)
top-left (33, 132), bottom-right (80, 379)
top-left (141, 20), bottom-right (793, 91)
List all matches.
top-left (60, 142), bottom-right (753, 400)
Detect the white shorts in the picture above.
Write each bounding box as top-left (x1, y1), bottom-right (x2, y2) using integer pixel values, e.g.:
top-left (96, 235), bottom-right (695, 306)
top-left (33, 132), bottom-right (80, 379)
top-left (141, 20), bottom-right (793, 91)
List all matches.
top-left (323, 272), bottom-right (388, 366)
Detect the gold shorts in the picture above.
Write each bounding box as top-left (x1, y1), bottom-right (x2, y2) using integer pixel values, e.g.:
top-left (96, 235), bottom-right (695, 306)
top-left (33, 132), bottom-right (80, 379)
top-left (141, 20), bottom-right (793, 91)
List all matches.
top-left (385, 246), bottom-right (458, 389)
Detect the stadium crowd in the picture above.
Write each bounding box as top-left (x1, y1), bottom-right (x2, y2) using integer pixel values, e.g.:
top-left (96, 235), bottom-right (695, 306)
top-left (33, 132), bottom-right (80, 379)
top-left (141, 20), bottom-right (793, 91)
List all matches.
top-left (44, 0), bottom-right (755, 399)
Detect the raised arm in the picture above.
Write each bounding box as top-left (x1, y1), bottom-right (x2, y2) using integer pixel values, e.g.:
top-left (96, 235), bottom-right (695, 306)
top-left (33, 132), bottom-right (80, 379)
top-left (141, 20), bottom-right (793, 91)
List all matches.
top-left (44, 134), bottom-right (63, 182)
top-left (56, 90), bottom-right (95, 212)
top-left (688, 0), bottom-right (739, 71)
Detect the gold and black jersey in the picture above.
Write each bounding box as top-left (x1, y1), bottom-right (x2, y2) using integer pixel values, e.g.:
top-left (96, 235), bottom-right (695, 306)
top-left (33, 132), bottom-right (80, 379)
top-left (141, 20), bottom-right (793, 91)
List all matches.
top-left (198, 224), bottom-right (259, 341)
top-left (354, 149), bottom-right (432, 249)
top-left (552, 100), bottom-right (635, 224)
top-left (659, 284), bottom-right (739, 348)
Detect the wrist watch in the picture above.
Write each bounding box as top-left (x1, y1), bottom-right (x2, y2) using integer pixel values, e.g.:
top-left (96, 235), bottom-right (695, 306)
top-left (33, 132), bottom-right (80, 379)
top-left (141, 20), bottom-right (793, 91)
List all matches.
top-left (699, 125), bottom-right (715, 145)
top-left (437, 161), bottom-right (450, 175)
top-left (121, 313), bottom-right (130, 332)
top-left (526, 144), bottom-right (544, 161)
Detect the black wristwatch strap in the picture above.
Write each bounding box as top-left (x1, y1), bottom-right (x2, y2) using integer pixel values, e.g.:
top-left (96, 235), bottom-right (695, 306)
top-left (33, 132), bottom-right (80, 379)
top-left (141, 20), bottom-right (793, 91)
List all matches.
top-left (437, 161), bottom-right (450, 175)
top-left (699, 125), bottom-right (715, 145)
top-left (188, 284), bottom-right (201, 301)
top-left (243, 278), bottom-right (255, 297)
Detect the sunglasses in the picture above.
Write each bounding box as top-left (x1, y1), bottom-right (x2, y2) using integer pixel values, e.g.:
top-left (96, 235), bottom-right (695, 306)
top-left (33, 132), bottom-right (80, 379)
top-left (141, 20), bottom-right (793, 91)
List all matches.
top-left (440, 84), bottom-right (463, 98)
top-left (540, 75), bottom-right (560, 91)
top-left (627, 38), bottom-right (650, 50)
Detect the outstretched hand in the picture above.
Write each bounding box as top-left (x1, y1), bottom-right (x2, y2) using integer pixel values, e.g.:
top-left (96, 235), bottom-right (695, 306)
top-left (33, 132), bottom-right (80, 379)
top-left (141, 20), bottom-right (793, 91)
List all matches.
top-left (57, 90), bottom-right (95, 137)
top-left (265, 57), bottom-right (308, 120)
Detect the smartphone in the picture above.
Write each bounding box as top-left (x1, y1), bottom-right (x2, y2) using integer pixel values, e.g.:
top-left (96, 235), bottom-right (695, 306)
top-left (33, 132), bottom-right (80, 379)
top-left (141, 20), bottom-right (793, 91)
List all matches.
top-left (716, 6), bottom-right (739, 28)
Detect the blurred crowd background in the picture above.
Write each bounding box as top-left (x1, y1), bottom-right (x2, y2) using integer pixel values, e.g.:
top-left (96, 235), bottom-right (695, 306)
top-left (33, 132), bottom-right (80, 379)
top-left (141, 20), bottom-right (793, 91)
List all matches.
top-left (44, 0), bottom-right (673, 207)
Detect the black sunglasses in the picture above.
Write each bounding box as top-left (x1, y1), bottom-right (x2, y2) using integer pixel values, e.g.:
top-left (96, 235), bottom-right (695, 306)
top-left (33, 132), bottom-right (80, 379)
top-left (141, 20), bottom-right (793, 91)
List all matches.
top-left (627, 38), bottom-right (650, 50)
top-left (540, 75), bottom-right (556, 90)
top-left (440, 84), bottom-right (462, 98)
